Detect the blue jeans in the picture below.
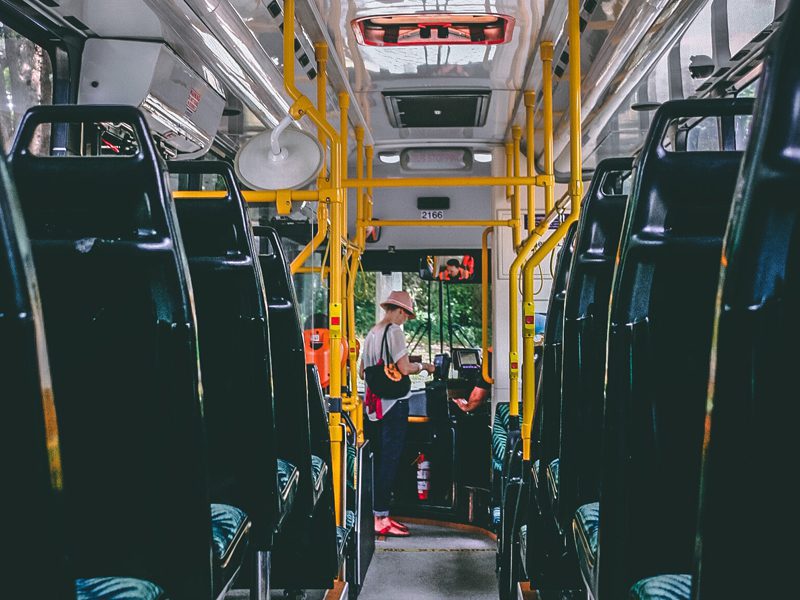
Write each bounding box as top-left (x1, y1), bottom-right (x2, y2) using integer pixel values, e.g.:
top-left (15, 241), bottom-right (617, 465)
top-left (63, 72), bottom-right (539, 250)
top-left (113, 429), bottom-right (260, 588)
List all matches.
top-left (367, 399), bottom-right (409, 517)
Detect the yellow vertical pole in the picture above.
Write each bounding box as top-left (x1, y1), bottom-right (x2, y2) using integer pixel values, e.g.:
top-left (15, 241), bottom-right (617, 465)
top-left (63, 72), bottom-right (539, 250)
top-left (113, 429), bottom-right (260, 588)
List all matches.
top-left (541, 42), bottom-right (555, 215)
top-left (481, 227), bottom-right (494, 385)
top-left (511, 126), bottom-right (522, 249)
top-left (339, 93), bottom-right (350, 399)
top-left (351, 127), bottom-right (365, 445)
top-left (284, 0), bottom-right (345, 530)
top-left (520, 44), bottom-right (556, 462)
top-left (524, 92), bottom-right (536, 235)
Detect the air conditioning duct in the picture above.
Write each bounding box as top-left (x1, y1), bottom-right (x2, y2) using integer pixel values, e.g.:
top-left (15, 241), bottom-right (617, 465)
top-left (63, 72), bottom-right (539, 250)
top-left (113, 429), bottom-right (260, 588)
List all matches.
top-left (78, 39), bottom-right (225, 157)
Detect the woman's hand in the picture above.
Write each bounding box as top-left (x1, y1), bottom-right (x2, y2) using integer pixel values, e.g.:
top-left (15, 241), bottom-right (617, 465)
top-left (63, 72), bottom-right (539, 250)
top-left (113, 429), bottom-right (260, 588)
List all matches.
top-left (421, 362), bottom-right (435, 374)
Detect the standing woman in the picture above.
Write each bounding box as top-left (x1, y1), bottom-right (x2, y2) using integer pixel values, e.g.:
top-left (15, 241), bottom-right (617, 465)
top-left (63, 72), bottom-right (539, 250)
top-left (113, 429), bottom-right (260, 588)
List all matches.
top-left (359, 290), bottom-right (435, 537)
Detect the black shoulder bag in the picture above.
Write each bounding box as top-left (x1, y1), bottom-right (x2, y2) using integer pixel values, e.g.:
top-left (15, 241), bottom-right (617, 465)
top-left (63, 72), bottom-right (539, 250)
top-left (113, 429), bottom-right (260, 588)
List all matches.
top-left (364, 325), bottom-right (411, 399)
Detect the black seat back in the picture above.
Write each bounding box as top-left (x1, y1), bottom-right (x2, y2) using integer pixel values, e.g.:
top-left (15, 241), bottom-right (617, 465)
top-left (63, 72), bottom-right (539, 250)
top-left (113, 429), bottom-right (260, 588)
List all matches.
top-left (598, 98), bottom-right (754, 599)
top-left (531, 221), bottom-right (578, 501)
top-left (695, 6), bottom-right (800, 597)
top-left (170, 160), bottom-right (278, 549)
top-left (557, 158), bottom-right (632, 534)
top-left (0, 156), bottom-right (72, 599)
top-left (255, 227), bottom-right (314, 517)
top-left (9, 106), bottom-right (212, 600)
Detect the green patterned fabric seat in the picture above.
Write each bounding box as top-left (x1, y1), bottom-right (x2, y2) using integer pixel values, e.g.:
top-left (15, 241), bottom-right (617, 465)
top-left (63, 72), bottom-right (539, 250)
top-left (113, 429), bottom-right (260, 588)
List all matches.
top-left (492, 402), bottom-right (510, 473)
top-left (630, 574), bottom-right (691, 600)
top-left (335, 510), bottom-right (356, 563)
top-left (311, 454), bottom-right (327, 504)
top-left (518, 525), bottom-right (528, 575)
top-left (347, 443), bottom-right (357, 490)
top-left (276, 458), bottom-right (300, 525)
top-left (210, 503), bottom-right (250, 567)
top-left (76, 577), bottom-right (166, 600)
top-left (573, 502), bottom-right (600, 589)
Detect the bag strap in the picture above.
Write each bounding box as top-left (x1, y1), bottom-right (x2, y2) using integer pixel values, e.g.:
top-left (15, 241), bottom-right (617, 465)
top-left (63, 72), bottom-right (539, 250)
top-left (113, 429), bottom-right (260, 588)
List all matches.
top-left (380, 324), bottom-right (395, 364)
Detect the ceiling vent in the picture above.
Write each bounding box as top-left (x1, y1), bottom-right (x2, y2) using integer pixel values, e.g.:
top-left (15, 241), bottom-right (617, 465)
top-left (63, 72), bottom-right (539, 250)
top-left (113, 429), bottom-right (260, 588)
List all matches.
top-left (383, 90), bottom-right (491, 128)
top-left (353, 13), bottom-right (514, 46)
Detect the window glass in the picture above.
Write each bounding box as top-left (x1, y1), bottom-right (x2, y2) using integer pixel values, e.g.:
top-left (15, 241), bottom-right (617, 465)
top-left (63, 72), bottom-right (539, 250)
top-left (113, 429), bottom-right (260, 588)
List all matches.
top-left (735, 114), bottom-right (753, 150)
top-left (0, 22), bottom-right (53, 152)
top-left (686, 118), bottom-right (721, 151)
top-left (728, 0), bottom-right (776, 59)
top-left (679, 2), bottom-right (713, 97)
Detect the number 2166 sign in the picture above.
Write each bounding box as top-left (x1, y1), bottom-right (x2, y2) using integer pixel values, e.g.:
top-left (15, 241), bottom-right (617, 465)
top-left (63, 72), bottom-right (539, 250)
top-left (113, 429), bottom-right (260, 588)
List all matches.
top-left (420, 210), bottom-right (445, 220)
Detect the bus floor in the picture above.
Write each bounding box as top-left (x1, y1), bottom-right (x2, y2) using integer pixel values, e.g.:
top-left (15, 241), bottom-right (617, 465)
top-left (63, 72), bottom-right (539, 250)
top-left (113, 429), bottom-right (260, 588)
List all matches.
top-left (358, 520), bottom-right (497, 600)
top-left (227, 521), bottom-right (497, 600)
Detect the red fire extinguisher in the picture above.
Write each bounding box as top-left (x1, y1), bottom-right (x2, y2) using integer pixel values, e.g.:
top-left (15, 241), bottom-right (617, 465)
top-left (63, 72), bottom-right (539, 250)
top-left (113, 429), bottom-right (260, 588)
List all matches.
top-left (416, 453), bottom-right (430, 500)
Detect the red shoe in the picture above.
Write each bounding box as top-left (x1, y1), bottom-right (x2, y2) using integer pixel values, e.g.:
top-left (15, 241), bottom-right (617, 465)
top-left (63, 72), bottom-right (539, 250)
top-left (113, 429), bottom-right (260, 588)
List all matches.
top-left (388, 518), bottom-right (409, 532)
top-left (377, 523), bottom-right (410, 537)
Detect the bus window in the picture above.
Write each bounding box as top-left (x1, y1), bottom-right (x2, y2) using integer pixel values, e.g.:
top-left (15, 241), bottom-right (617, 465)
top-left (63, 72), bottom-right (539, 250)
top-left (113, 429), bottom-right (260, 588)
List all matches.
top-left (0, 21), bottom-right (52, 153)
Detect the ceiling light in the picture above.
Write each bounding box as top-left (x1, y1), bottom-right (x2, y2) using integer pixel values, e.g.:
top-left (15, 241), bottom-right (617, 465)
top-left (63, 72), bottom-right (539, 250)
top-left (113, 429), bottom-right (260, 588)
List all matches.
top-left (473, 150), bottom-right (493, 163)
top-left (379, 152), bottom-right (401, 164)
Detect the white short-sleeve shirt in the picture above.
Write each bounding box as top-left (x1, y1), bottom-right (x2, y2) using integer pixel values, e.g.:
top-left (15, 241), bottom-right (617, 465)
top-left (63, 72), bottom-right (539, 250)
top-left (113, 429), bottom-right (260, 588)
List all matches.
top-left (362, 323), bottom-right (410, 419)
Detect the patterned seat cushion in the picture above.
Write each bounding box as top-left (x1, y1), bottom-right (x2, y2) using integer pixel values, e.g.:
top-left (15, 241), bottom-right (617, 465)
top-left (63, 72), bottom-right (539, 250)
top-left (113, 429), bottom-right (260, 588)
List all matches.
top-left (630, 574), bottom-right (692, 600)
top-left (347, 443), bottom-right (357, 491)
top-left (76, 577), bottom-right (166, 600)
top-left (492, 506), bottom-right (501, 527)
top-left (210, 503), bottom-right (250, 567)
top-left (334, 510), bottom-right (357, 564)
top-left (547, 458), bottom-right (560, 505)
top-left (276, 458), bottom-right (299, 519)
top-left (492, 403), bottom-right (510, 473)
top-left (311, 454), bottom-right (327, 503)
top-left (573, 502), bottom-right (600, 585)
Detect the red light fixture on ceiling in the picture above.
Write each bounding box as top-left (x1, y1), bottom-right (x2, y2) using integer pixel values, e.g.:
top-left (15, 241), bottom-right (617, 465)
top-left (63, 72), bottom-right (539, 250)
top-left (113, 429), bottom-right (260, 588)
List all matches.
top-left (352, 13), bottom-right (515, 47)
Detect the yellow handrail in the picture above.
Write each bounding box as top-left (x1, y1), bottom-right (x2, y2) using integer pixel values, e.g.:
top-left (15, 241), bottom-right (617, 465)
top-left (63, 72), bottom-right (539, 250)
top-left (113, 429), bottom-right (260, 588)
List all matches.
top-left (525, 91), bottom-right (536, 235)
top-left (360, 219), bottom-right (515, 228)
top-left (290, 201), bottom-right (329, 274)
top-left (481, 227), bottom-right (494, 385)
top-left (512, 126), bottom-right (522, 249)
top-left (342, 175), bottom-right (548, 189)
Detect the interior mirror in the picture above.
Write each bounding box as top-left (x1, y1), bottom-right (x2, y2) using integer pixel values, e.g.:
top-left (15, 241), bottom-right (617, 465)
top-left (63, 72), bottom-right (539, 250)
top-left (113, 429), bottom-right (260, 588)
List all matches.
top-left (419, 253), bottom-right (478, 282)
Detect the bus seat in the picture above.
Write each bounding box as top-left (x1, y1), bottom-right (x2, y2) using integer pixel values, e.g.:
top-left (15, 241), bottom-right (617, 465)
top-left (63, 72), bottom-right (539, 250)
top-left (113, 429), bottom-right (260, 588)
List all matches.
top-left (210, 503), bottom-right (251, 589)
top-left (169, 161), bottom-right (281, 556)
top-left (277, 458), bottom-right (301, 521)
top-left (629, 574), bottom-right (691, 600)
top-left (557, 157), bottom-right (632, 537)
top-left (257, 227), bottom-right (337, 590)
top-left (531, 221), bottom-right (577, 530)
top-left (76, 578), bottom-right (167, 600)
top-left (691, 4), bottom-right (800, 597)
top-left (520, 222), bottom-right (578, 592)
top-left (491, 402), bottom-right (510, 475)
top-left (256, 227), bottom-right (318, 519)
top-left (573, 502), bottom-right (600, 593)
top-left (311, 455), bottom-right (328, 501)
top-left (595, 98), bottom-right (754, 600)
top-left (1, 150), bottom-right (71, 598)
top-left (9, 105), bottom-right (216, 600)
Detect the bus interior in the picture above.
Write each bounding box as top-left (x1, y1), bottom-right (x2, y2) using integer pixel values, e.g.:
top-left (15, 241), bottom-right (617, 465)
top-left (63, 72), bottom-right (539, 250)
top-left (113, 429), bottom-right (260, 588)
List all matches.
top-left (1, 0), bottom-right (796, 599)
